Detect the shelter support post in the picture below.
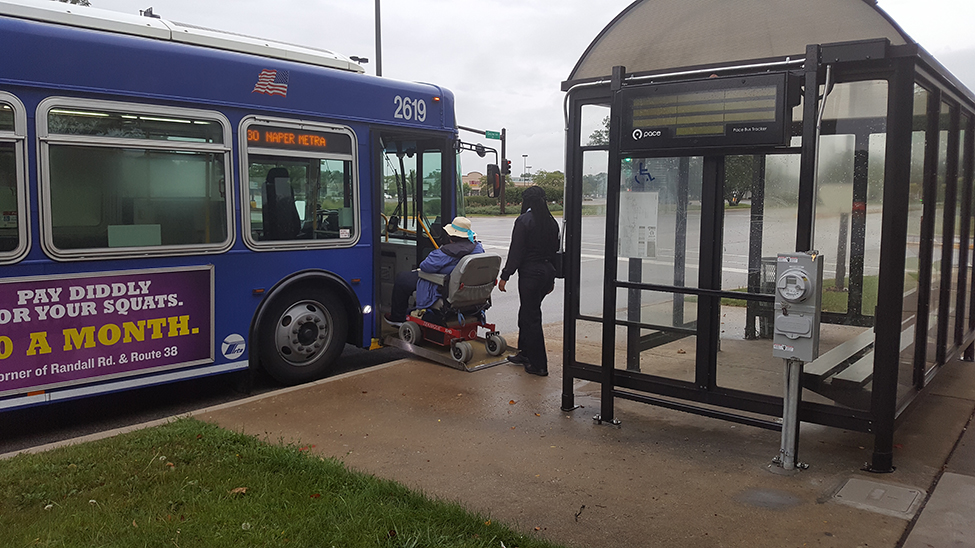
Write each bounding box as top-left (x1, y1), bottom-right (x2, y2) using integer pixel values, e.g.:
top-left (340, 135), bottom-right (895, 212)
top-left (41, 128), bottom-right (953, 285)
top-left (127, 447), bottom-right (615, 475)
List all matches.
top-left (796, 44), bottom-right (821, 252)
top-left (595, 65), bottom-right (627, 426)
top-left (562, 92), bottom-right (582, 412)
top-left (867, 56), bottom-right (917, 473)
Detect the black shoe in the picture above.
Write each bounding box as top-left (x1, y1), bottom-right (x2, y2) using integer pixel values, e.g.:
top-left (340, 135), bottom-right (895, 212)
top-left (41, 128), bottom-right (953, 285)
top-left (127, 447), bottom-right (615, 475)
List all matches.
top-left (384, 313), bottom-right (404, 328)
top-left (524, 365), bottom-right (548, 377)
top-left (507, 353), bottom-right (530, 365)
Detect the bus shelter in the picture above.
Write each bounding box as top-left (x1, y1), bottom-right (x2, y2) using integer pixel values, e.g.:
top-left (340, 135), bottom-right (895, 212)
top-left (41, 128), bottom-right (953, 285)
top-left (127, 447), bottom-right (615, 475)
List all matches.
top-left (560, 0), bottom-right (975, 472)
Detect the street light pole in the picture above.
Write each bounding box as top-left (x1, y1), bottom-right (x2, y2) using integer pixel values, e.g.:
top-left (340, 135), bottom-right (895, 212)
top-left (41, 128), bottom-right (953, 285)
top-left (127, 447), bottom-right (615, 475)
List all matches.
top-left (374, 0), bottom-right (382, 77)
top-left (522, 154), bottom-right (528, 183)
top-left (499, 128), bottom-right (506, 215)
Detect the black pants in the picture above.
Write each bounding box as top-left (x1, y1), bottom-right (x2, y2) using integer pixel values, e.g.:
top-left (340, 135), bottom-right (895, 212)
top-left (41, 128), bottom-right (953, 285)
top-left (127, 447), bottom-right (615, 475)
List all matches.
top-left (390, 270), bottom-right (419, 322)
top-left (517, 261), bottom-right (556, 371)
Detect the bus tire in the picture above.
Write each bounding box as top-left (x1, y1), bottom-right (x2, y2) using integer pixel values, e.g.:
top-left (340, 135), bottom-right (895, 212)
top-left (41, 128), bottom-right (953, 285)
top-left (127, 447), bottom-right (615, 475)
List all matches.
top-left (259, 286), bottom-right (347, 385)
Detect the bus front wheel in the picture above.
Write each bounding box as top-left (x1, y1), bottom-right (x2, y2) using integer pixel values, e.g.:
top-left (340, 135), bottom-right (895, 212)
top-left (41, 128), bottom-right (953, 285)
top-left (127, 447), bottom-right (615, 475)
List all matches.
top-left (259, 286), bottom-right (347, 385)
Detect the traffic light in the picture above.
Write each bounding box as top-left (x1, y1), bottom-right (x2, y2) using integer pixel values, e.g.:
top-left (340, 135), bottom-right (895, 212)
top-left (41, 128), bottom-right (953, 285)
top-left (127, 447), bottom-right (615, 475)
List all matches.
top-left (486, 164), bottom-right (501, 198)
top-left (501, 159), bottom-right (511, 175)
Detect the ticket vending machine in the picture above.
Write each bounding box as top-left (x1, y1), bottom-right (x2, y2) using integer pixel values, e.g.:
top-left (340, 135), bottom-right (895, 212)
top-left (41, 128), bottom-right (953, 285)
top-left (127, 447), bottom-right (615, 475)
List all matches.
top-left (770, 251), bottom-right (823, 472)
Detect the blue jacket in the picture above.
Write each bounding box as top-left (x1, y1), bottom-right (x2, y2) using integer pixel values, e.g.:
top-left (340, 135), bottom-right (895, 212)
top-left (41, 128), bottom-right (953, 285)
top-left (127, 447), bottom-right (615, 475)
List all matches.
top-left (416, 239), bottom-right (484, 309)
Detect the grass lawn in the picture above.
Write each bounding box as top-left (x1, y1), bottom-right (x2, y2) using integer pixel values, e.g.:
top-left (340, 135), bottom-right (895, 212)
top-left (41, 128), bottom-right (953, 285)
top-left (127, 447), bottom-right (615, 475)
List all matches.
top-left (0, 418), bottom-right (566, 548)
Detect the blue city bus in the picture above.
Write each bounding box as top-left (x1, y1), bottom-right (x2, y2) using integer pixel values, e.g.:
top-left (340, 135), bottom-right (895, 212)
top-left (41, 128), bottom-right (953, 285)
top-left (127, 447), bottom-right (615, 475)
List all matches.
top-left (0, 0), bottom-right (466, 409)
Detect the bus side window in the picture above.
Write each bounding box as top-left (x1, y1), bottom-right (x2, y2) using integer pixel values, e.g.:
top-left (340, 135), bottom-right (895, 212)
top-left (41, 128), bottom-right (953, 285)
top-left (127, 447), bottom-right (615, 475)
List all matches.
top-left (0, 96), bottom-right (27, 262)
top-left (262, 168), bottom-right (301, 240)
top-left (40, 101), bottom-right (232, 257)
top-left (0, 143), bottom-right (19, 253)
top-left (242, 121), bottom-right (358, 248)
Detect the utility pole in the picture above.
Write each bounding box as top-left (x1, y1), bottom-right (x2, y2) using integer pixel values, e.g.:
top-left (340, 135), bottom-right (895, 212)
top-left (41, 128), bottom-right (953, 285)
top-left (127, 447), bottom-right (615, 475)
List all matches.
top-left (500, 128), bottom-right (506, 215)
top-left (375, 0), bottom-right (382, 76)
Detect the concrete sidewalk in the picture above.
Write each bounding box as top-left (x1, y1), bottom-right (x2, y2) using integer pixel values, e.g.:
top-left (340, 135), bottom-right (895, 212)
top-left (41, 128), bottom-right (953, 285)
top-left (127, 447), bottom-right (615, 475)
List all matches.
top-left (193, 347), bottom-right (975, 548)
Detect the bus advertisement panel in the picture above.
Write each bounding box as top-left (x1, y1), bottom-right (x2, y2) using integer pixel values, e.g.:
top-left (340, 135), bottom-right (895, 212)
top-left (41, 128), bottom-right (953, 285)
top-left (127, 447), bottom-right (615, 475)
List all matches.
top-left (0, 266), bottom-right (213, 396)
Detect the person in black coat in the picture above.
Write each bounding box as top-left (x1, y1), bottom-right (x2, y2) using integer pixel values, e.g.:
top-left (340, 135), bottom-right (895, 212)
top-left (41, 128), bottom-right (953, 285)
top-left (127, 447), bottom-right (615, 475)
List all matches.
top-left (498, 185), bottom-right (559, 376)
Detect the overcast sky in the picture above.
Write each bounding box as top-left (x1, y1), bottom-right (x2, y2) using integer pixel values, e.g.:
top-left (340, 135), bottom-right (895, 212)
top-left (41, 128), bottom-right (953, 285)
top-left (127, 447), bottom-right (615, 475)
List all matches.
top-left (82, 0), bottom-right (975, 177)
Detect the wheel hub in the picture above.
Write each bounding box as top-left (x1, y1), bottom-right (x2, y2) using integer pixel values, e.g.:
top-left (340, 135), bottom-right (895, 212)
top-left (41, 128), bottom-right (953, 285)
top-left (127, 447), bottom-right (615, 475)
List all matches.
top-left (274, 302), bottom-right (332, 366)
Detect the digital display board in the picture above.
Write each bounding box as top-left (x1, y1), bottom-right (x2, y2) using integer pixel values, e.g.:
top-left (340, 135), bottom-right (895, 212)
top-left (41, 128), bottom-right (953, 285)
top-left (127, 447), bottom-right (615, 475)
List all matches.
top-left (619, 73), bottom-right (791, 151)
top-left (246, 125), bottom-right (352, 154)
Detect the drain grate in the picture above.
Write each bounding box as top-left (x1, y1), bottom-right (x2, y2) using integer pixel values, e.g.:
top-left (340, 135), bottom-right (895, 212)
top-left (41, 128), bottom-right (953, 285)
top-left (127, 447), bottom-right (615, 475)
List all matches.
top-left (833, 478), bottom-right (924, 519)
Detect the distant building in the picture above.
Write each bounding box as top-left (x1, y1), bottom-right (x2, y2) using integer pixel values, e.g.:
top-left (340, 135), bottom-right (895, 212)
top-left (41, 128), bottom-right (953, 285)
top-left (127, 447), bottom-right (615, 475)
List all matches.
top-left (461, 171), bottom-right (534, 194)
top-left (462, 171), bottom-right (483, 194)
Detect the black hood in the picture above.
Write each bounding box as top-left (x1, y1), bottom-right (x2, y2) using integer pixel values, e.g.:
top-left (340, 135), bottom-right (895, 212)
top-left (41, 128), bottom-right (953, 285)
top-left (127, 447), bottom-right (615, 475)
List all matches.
top-left (440, 238), bottom-right (476, 258)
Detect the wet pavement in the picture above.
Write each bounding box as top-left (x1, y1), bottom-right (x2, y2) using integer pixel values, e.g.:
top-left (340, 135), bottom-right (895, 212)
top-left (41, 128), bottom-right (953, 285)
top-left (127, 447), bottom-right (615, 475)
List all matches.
top-left (6, 332), bottom-right (975, 548)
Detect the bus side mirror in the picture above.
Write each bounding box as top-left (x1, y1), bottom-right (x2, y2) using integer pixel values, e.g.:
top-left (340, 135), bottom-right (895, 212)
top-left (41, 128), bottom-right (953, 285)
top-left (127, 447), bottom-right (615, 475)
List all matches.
top-left (487, 164), bottom-right (501, 198)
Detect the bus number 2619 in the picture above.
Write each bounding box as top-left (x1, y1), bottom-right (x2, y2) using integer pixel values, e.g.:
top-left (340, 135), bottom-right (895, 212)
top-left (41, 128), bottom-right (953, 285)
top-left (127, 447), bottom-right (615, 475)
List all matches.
top-left (394, 96), bottom-right (426, 122)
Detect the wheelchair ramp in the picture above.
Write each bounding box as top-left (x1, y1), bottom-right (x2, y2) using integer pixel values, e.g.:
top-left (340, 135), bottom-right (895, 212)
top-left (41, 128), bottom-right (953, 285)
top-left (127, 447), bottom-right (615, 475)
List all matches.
top-left (383, 334), bottom-right (511, 372)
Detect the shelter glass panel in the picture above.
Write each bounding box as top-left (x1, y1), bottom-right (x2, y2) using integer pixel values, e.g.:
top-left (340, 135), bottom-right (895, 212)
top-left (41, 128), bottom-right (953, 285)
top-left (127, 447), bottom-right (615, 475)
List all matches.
top-left (899, 84), bottom-right (929, 404)
top-left (718, 298), bottom-right (874, 403)
top-left (617, 156), bottom-right (703, 288)
top-left (574, 318), bottom-right (605, 367)
top-left (614, 157), bottom-right (703, 383)
top-left (581, 104), bottom-right (611, 147)
top-left (815, 81), bottom-right (887, 321)
top-left (717, 152), bottom-right (799, 395)
top-left (925, 101), bottom-right (952, 375)
top-left (962, 114), bottom-right (974, 341)
top-left (579, 150), bottom-right (609, 319)
top-left (720, 154), bottom-right (800, 293)
top-left (613, 289), bottom-right (697, 383)
top-left (948, 114), bottom-right (966, 350)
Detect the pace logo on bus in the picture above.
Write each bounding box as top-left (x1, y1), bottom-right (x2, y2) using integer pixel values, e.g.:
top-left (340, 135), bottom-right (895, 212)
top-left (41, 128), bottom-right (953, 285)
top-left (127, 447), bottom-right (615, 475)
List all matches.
top-left (0, 267), bottom-right (213, 396)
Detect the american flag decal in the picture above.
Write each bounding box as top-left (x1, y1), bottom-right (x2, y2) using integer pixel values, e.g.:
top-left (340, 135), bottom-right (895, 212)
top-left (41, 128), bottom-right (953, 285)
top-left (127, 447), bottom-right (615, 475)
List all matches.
top-left (252, 69), bottom-right (289, 97)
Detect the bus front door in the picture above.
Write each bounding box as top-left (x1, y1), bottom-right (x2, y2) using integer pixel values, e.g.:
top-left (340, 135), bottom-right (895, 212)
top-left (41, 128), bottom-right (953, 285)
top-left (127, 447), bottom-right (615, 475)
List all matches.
top-left (377, 135), bottom-right (453, 321)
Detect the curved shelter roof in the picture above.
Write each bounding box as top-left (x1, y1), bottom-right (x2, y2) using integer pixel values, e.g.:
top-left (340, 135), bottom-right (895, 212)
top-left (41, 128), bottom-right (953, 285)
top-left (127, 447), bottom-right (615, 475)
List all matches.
top-left (567, 0), bottom-right (913, 83)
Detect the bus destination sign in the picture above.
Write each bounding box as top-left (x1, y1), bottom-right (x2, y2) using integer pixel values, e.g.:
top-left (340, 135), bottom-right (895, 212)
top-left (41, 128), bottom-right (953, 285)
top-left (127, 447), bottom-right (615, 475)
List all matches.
top-left (620, 73), bottom-right (791, 151)
top-left (247, 125), bottom-right (353, 154)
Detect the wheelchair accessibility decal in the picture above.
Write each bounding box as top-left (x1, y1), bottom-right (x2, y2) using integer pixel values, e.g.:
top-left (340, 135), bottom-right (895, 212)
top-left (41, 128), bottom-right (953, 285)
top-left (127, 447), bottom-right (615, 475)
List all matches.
top-left (634, 160), bottom-right (656, 186)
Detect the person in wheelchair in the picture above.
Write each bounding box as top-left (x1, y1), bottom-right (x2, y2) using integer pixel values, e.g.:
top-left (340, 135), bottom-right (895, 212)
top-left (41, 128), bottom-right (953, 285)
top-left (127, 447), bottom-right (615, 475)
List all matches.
top-left (385, 216), bottom-right (484, 327)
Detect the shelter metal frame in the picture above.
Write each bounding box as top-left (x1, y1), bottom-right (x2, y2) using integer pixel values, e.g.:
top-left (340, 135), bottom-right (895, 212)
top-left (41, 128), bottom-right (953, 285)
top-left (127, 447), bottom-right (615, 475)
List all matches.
top-left (561, 39), bottom-right (975, 472)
